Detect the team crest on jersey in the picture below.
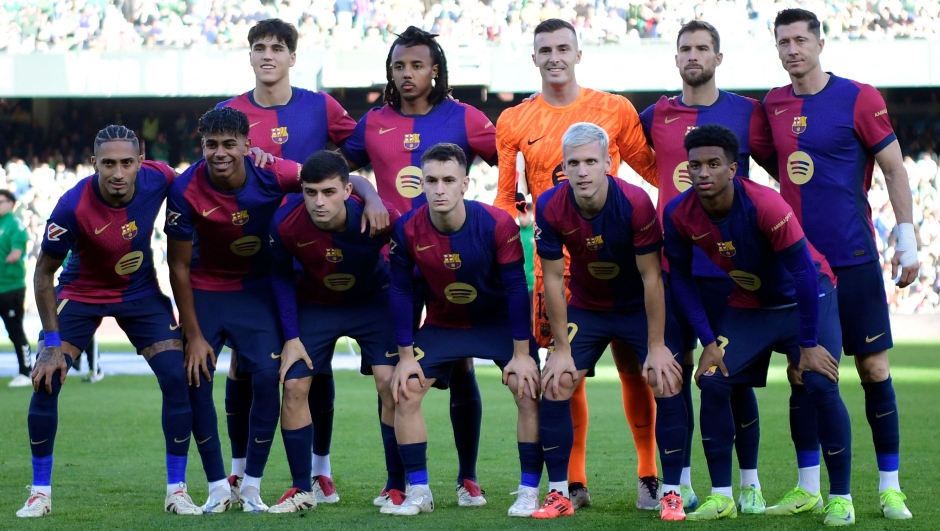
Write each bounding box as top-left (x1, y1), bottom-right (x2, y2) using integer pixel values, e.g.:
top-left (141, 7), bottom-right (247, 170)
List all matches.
top-left (47, 223), bottom-right (67, 241)
top-left (271, 126), bottom-right (289, 144)
top-left (585, 235), bottom-right (604, 251)
top-left (403, 134), bottom-right (420, 151)
top-left (121, 221), bottom-right (138, 240)
top-left (326, 248), bottom-right (343, 263)
top-left (443, 253), bottom-right (462, 270)
top-left (717, 241), bottom-right (737, 257)
top-left (231, 210), bottom-right (249, 225)
top-left (533, 224), bottom-right (542, 241)
top-left (686, 125), bottom-right (697, 136)
top-left (791, 116), bottom-right (808, 135)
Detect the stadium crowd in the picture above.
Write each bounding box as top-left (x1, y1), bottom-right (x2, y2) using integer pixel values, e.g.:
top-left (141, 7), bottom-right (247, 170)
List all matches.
top-left (2, 0), bottom-right (940, 53)
top-left (1, 100), bottom-right (938, 314)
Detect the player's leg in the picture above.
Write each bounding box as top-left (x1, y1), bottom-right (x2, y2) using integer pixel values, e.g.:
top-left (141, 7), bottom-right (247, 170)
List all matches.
top-left (448, 358), bottom-right (484, 504)
top-left (268, 373), bottom-right (316, 514)
top-left (19, 299), bottom-right (95, 518)
top-left (2, 287), bottom-right (32, 386)
top-left (391, 363), bottom-right (438, 516)
top-left (730, 385), bottom-right (764, 513)
top-left (372, 364), bottom-right (407, 513)
top-left (611, 339), bottom-right (659, 510)
top-left (224, 350), bottom-right (252, 492)
top-left (309, 373), bottom-right (336, 500)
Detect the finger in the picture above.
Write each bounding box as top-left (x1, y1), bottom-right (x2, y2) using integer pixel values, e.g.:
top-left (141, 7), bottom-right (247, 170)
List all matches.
top-left (503, 370), bottom-right (509, 386)
top-left (279, 365), bottom-right (287, 384)
top-left (890, 254), bottom-right (900, 281)
top-left (33, 374), bottom-right (40, 392)
top-left (303, 353), bottom-right (314, 370)
top-left (694, 366), bottom-right (704, 388)
top-left (416, 368), bottom-right (426, 389)
top-left (208, 348), bottom-right (217, 367)
top-left (718, 358), bottom-right (729, 377)
top-left (361, 215), bottom-right (368, 234)
top-left (528, 375), bottom-right (538, 400)
top-left (59, 364), bottom-right (67, 385)
top-left (201, 359), bottom-right (212, 383)
top-left (392, 378), bottom-right (400, 404)
top-left (45, 371), bottom-right (53, 394)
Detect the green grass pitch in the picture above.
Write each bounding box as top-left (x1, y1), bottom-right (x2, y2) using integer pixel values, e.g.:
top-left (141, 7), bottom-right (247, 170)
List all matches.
top-left (1, 342), bottom-right (937, 530)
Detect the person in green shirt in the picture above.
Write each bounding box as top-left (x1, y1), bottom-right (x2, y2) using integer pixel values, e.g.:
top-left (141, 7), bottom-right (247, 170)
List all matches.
top-left (0, 189), bottom-right (32, 387)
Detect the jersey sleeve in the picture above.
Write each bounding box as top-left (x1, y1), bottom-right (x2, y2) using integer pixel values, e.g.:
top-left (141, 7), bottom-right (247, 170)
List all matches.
top-left (269, 219), bottom-right (300, 340)
top-left (264, 156), bottom-right (303, 193)
top-left (755, 189), bottom-right (805, 254)
top-left (639, 103), bottom-right (655, 147)
top-left (142, 160), bottom-right (176, 183)
top-left (853, 84), bottom-right (897, 155)
top-left (494, 210), bottom-right (525, 265)
top-left (662, 206), bottom-right (693, 265)
top-left (388, 217), bottom-right (416, 346)
top-left (465, 106), bottom-right (498, 166)
top-left (164, 181), bottom-right (194, 242)
top-left (324, 92), bottom-right (357, 146)
top-left (627, 186), bottom-right (663, 255)
top-left (388, 217), bottom-right (414, 271)
top-left (534, 192), bottom-right (563, 261)
top-left (748, 99), bottom-right (777, 169)
top-left (340, 114), bottom-right (371, 169)
top-left (40, 196), bottom-right (79, 259)
top-left (616, 96), bottom-right (659, 187)
top-left (494, 111), bottom-right (522, 218)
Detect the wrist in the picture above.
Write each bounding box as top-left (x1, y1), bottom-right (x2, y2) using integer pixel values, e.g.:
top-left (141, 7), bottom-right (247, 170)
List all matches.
top-left (44, 331), bottom-right (61, 347)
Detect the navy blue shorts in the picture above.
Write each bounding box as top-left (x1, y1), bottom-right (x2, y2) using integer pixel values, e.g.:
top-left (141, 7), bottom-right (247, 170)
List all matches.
top-left (56, 293), bottom-right (181, 352)
top-left (701, 290), bottom-right (842, 387)
top-left (192, 286), bottom-right (283, 374)
top-left (285, 291), bottom-right (398, 381)
top-left (665, 272), bottom-right (735, 352)
top-left (413, 323), bottom-right (540, 390)
top-left (567, 304), bottom-right (684, 374)
top-left (832, 261), bottom-right (893, 355)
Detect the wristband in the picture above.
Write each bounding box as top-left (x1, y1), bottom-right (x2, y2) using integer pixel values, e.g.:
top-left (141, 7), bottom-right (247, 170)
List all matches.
top-left (44, 331), bottom-right (61, 347)
top-left (895, 222), bottom-right (919, 268)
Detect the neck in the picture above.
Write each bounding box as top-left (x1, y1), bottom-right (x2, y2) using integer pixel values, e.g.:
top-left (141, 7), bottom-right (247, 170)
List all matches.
top-left (209, 164), bottom-right (247, 192)
top-left (430, 200), bottom-right (467, 233)
top-left (312, 203), bottom-right (349, 232)
top-left (574, 177), bottom-right (609, 218)
top-left (252, 81), bottom-right (292, 107)
top-left (541, 80), bottom-right (581, 107)
top-left (99, 184), bottom-right (134, 207)
top-left (399, 95), bottom-right (434, 116)
top-left (790, 68), bottom-right (829, 96)
top-left (681, 81), bottom-right (719, 106)
top-left (701, 183), bottom-right (734, 220)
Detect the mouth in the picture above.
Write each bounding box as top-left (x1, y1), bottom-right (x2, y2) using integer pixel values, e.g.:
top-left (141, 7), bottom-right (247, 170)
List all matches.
top-left (695, 181), bottom-right (713, 191)
top-left (575, 180), bottom-right (591, 190)
top-left (212, 160), bottom-right (233, 171)
top-left (261, 64), bottom-right (275, 71)
top-left (400, 82), bottom-right (416, 91)
top-left (110, 181), bottom-right (127, 190)
top-left (685, 65), bottom-right (702, 71)
top-left (547, 66), bottom-right (564, 74)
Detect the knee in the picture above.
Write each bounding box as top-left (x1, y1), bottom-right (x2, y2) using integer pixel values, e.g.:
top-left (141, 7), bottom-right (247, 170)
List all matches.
top-left (252, 368), bottom-right (280, 391)
top-left (283, 379), bottom-right (309, 409)
top-left (542, 374), bottom-right (575, 401)
top-left (396, 382), bottom-right (425, 415)
top-left (800, 372), bottom-right (840, 402)
top-left (855, 352), bottom-right (890, 383)
top-left (697, 374), bottom-right (730, 399)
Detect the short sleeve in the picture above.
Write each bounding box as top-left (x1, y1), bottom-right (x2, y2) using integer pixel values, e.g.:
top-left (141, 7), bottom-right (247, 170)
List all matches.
top-left (264, 156), bottom-right (303, 193)
top-left (494, 110), bottom-right (522, 218)
top-left (615, 96), bottom-right (658, 188)
top-left (662, 207), bottom-right (692, 266)
top-left (324, 93), bottom-right (357, 146)
top-left (340, 114), bottom-right (371, 168)
top-left (639, 103), bottom-right (655, 147)
top-left (755, 189), bottom-right (806, 254)
top-left (853, 84), bottom-right (897, 155)
top-left (164, 180), bottom-right (193, 242)
top-left (494, 210), bottom-right (524, 265)
top-left (534, 192), bottom-right (563, 261)
top-left (627, 186), bottom-right (663, 255)
top-left (41, 196), bottom-right (79, 259)
top-left (748, 100), bottom-right (776, 166)
top-left (465, 105), bottom-right (498, 166)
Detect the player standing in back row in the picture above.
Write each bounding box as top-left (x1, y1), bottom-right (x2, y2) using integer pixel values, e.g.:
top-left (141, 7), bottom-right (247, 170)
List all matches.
top-left (495, 18), bottom-right (661, 510)
top-left (763, 8), bottom-right (915, 520)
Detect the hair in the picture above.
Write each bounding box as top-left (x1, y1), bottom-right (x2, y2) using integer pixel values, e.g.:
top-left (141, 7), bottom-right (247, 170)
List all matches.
top-left (94, 125), bottom-right (140, 155)
top-left (677, 20), bottom-right (720, 53)
top-left (198, 107), bottom-right (249, 138)
top-left (384, 26), bottom-right (449, 109)
top-left (301, 150), bottom-right (350, 185)
top-left (774, 8), bottom-right (822, 40)
top-left (534, 18), bottom-right (578, 41)
top-left (247, 18), bottom-right (299, 53)
top-left (421, 142), bottom-right (468, 171)
top-left (0, 189), bottom-right (15, 204)
top-left (684, 124), bottom-right (740, 164)
top-left (562, 122), bottom-right (610, 155)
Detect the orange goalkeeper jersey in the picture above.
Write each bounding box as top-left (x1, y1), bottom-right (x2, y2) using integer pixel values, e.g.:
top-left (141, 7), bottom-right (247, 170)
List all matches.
top-left (495, 87), bottom-right (658, 218)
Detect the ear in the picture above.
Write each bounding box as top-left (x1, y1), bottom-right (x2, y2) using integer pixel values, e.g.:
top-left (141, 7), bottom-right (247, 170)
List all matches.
top-left (605, 153), bottom-right (613, 173)
top-left (674, 53), bottom-right (680, 69)
top-left (289, 52), bottom-right (296, 67)
top-left (462, 175), bottom-right (470, 194)
top-left (575, 49), bottom-right (582, 64)
top-left (244, 137), bottom-right (252, 154)
top-left (91, 156), bottom-right (98, 172)
top-left (344, 181), bottom-right (354, 199)
top-left (715, 51), bottom-right (723, 67)
top-left (432, 63), bottom-right (439, 79)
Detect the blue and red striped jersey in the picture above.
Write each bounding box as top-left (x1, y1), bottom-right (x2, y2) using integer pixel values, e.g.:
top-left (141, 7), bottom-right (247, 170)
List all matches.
top-left (664, 178), bottom-right (835, 309)
top-left (764, 74), bottom-right (896, 268)
top-left (165, 156), bottom-right (302, 292)
top-left (535, 176), bottom-right (662, 312)
top-left (218, 87), bottom-right (356, 161)
top-left (341, 99), bottom-right (496, 215)
top-left (42, 161), bottom-right (175, 304)
top-left (270, 194), bottom-right (401, 305)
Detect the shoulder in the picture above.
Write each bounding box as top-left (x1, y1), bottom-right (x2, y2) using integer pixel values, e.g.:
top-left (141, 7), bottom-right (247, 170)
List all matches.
top-left (217, 92), bottom-right (249, 109)
top-left (722, 91), bottom-right (759, 110)
top-left (738, 178), bottom-right (786, 209)
top-left (58, 176), bottom-right (94, 208)
top-left (663, 189), bottom-right (696, 221)
top-left (613, 176), bottom-right (647, 202)
top-left (537, 181), bottom-right (567, 209)
top-left (141, 160), bottom-right (175, 182)
top-left (498, 98), bottom-right (538, 124)
top-left (169, 161), bottom-right (204, 192)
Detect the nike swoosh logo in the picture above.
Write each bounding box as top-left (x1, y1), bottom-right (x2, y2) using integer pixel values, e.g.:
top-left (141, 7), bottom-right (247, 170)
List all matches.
top-left (691, 232), bottom-right (710, 241)
top-left (255, 438), bottom-right (272, 444)
top-left (297, 241), bottom-right (317, 247)
top-left (174, 436), bottom-right (191, 443)
top-left (741, 419), bottom-right (758, 428)
top-left (271, 353), bottom-right (281, 359)
top-left (875, 410), bottom-right (895, 418)
top-left (775, 108), bottom-right (788, 115)
top-left (865, 333), bottom-right (885, 343)
top-left (664, 448), bottom-right (682, 454)
top-left (562, 228), bottom-right (579, 235)
top-left (828, 447), bottom-right (845, 455)
top-left (417, 244), bottom-right (434, 251)
top-left (385, 352), bottom-right (399, 358)
top-left (249, 121), bottom-right (261, 128)
top-left (527, 136), bottom-right (544, 145)
top-left (202, 206), bottom-right (221, 217)
top-left (379, 127), bottom-right (396, 134)
top-left (30, 439), bottom-right (48, 445)
top-left (95, 223), bottom-right (112, 235)
top-left (665, 117), bottom-right (680, 124)
top-left (169, 324), bottom-right (180, 331)
top-left (794, 501), bottom-right (809, 509)
top-left (542, 445), bottom-right (560, 451)
top-left (197, 436), bottom-right (212, 444)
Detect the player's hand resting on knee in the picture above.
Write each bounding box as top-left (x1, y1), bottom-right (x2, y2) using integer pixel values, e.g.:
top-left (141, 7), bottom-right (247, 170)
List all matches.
top-left (279, 338), bottom-right (313, 384)
top-left (540, 344), bottom-right (577, 399)
top-left (505, 340), bottom-right (540, 400)
top-left (392, 347), bottom-right (425, 403)
top-left (797, 344), bottom-right (840, 383)
top-left (184, 335), bottom-right (216, 387)
top-left (643, 344), bottom-right (682, 396)
top-left (32, 345), bottom-right (68, 394)
top-left (694, 341), bottom-right (728, 387)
